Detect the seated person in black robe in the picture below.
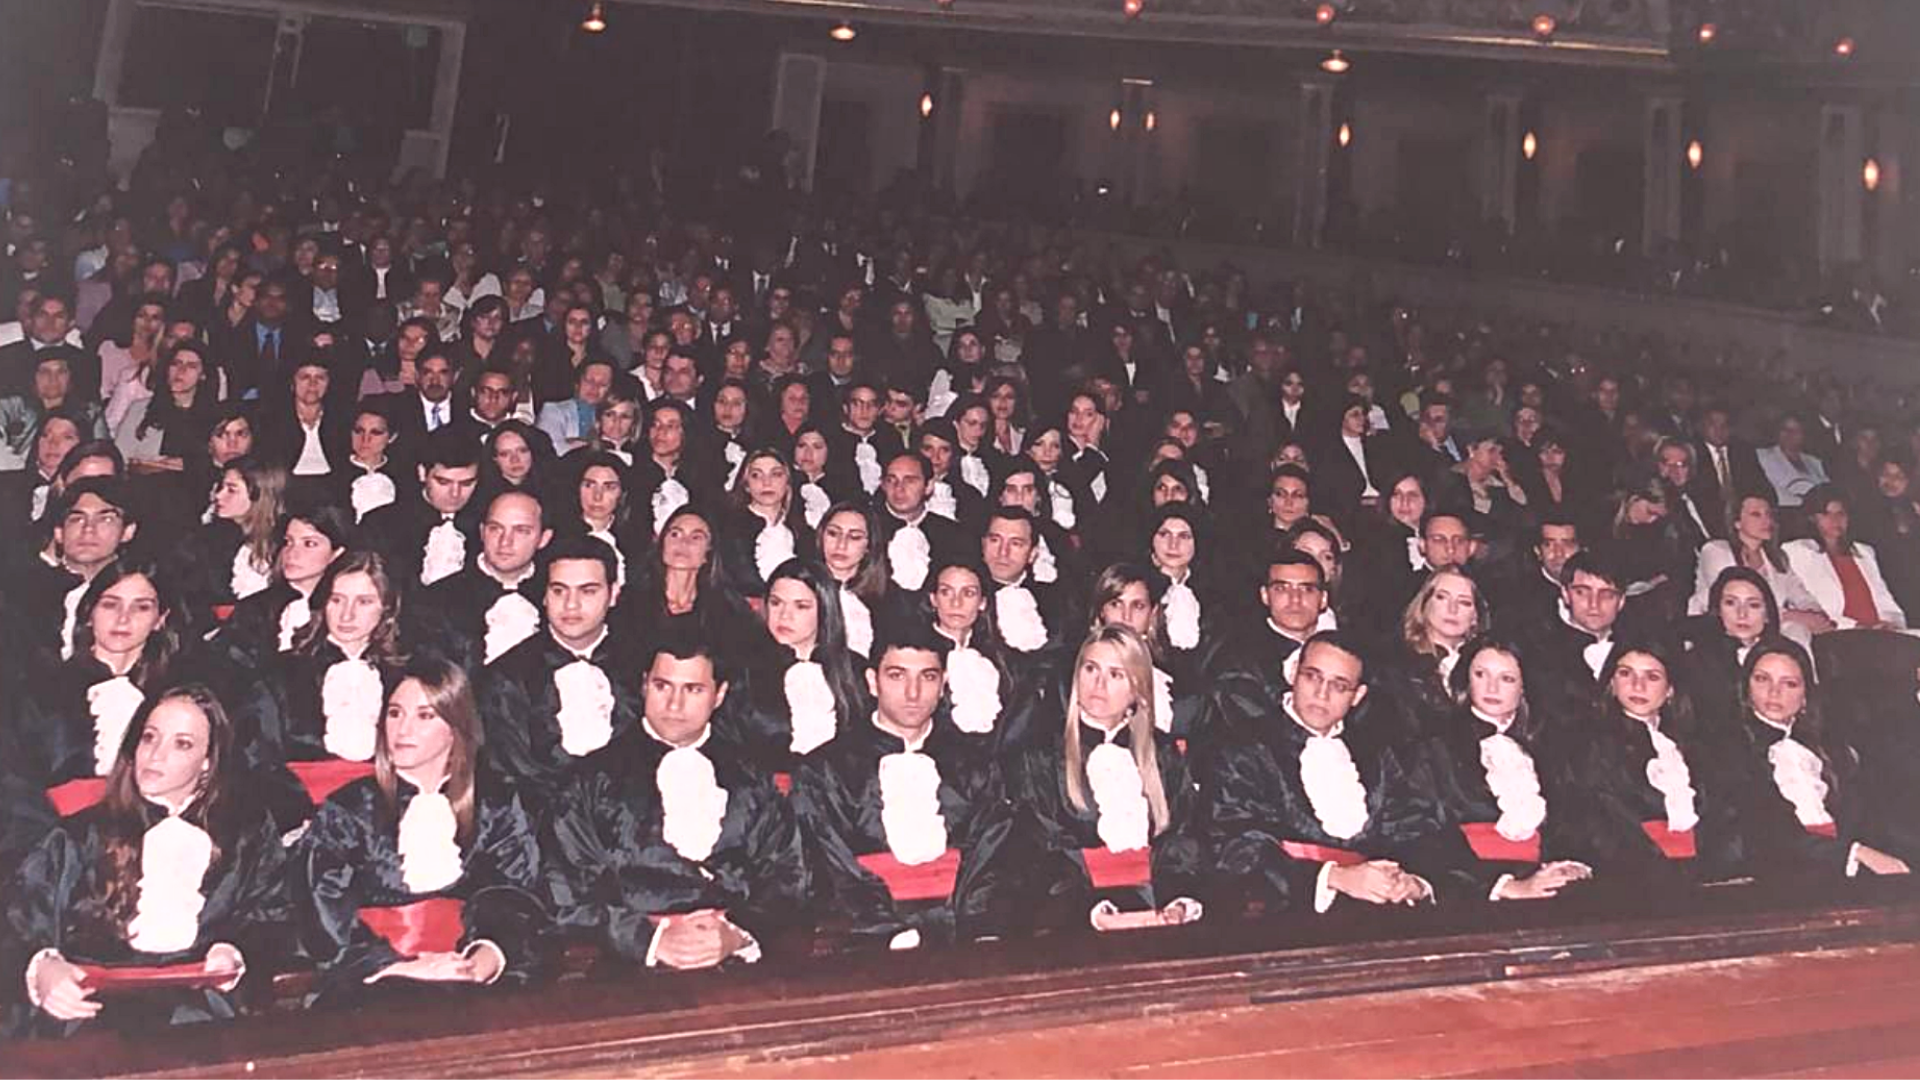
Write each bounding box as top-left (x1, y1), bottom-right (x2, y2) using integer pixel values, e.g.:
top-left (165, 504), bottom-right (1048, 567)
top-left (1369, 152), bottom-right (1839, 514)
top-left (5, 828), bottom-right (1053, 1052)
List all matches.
top-left (5, 686), bottom-right (289, 1037)
top-left (1710, 639), bottom-right (1913, 883)
top-left (979, 506), bottom-right (1075, 656)
top-left (291, 654), bottom-right (547, 1003)
top-left (413, 489), bottom-right (551, 669)
top-left (922, 556), bottom-right (1043, 758)
top-left (543, 634), bottom-right (807, 970)
top-left (1548, 638), bottom-right (1744, 884)
top-left (999, 624), bottom-right (1207, 934)
top-left (359, 429), bottom-right (483, 589)
top-left (790, 615), bottom-right (1016, 951)
top-left (1417, 634), bottom-right (1595, 901)
top-left (874, 450), bottom-right (970, 593)
top-left (1210, 552), bottom-right (1327, 725)
top-left (1194, 631), bottom-right (1477, 916)
top-left (475, 535), bottom-right (640, 811)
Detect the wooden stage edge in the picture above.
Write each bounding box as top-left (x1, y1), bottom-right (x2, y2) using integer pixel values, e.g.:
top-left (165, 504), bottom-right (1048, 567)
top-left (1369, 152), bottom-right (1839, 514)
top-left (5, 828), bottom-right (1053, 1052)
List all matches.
top-left (19, 891), bottom-right (1920, 1079)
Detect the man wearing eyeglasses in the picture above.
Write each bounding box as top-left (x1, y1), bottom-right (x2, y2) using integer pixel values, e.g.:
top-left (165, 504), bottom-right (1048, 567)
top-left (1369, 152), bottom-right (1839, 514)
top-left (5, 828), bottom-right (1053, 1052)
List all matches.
top-left (1196, 630), bottom-right (1474, 917)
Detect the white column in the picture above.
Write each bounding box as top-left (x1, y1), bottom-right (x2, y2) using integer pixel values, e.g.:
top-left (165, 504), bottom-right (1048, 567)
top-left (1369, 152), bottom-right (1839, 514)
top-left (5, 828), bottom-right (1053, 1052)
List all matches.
top-left (92, 0), bottom-right (138, 105)
top-left (1818, 104), bottom-right (1866, 273)
top-left (1294, 77), bottom-right (1336, 249)
top-left (427, 22), bottom-right (465, 179)
top-left (1120, 80), bottom-right (1156, 208)
top-left (1642, 95), bottom-right (1684, 254)
top-left (771, 52), bottom-right (828, 194)
top-left (1482, 92), bottom-right (1522, 234)
top-left (928, 66), bottom-right (965, 196)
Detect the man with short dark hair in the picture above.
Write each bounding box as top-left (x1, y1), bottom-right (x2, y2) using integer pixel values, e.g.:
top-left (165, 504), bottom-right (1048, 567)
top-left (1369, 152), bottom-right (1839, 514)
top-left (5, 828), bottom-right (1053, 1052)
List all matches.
top-left (1197, 632), bottom-right (1475, 916)
top-left (478, 534), bottom-right (638, 809)
top-left (361, 430), bottom-right (483, 586)
top-left (545, 633), bottom-right (807, 969)
top-left (791, 616), bottom-right (1013, 951)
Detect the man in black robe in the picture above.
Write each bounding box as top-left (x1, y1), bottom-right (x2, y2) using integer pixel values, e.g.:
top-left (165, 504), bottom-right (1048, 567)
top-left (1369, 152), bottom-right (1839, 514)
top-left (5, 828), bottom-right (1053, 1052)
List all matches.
top-left (413, 490), bottom-right (552, 668)
top-left (360, 429), bottom-right (483, 588)
top-left (790, 616), bottom-right (1016, 950)
top-left (477, 535), bottom-right (640, 810)
top-left (1195, 631), bottom-right (1475, 916)
top-left (543, 633), bottom-right (807, 970)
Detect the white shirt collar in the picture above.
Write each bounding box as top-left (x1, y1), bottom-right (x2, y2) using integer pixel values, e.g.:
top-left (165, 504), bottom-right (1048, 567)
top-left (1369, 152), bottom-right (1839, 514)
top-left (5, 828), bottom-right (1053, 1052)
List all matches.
top-left (553, 625), bottom-right (609, 661)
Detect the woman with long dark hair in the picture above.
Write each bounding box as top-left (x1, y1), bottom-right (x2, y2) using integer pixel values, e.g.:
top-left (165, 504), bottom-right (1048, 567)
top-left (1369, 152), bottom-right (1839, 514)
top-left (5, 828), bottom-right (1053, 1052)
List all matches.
top-left (211, 502), bottom-right (353, 671)
top-left (13, 560), bottom-right (185, 801)
top-left (292, 654), bottom-right (545, 1002)
top-left (5, 686), bottom-right (289, 1034)
top-left (1679, 566), bottom-right (1782, 731)
top-left (619, 503), bottom-right (756, 653)
top-left (1715, 639), bottom-right (1913, 882)
top-left (736, 560), bottom-right (870, 769)
top-left (111, 339), bottom-right (217, 476)
top-left (1421, 634), bottom-right (1594, 900)
top-left (1557, 638), bottom-right (1742, 882)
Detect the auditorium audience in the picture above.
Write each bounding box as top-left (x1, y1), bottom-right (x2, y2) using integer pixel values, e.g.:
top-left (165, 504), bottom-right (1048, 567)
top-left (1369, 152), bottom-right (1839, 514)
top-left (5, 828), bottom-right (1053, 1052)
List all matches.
top-left (4, 130), bottom-right (1920, 1042)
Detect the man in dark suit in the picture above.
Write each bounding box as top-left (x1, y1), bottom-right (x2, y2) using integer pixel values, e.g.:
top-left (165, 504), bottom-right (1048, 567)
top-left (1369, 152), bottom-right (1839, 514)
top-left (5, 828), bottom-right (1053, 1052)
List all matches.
top-left (387, 348), bottom-right (471, 444)
top-left (1693, 404), bottom-right (1766, 534)
top-left (227, 278), bottom-right (312, 401)
top-left (0, 293), bottom-right (86, 398)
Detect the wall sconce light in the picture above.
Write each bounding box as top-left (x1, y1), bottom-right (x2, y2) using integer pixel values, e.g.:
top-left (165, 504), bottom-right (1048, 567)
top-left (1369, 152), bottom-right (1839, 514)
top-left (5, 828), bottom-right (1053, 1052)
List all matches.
top-left (1321, 49), bottom-right (1351, 73)
top-left (1696, 22), bottom-right (1716, 44)
top-left (1531, 13), bottom-right (1556, 39)
top-left (1337, 122), bottom-right (1352, 148)
top-left (1522, 130), bottom-right (1538, 160)
top-left (1686, 140), bottom-right (1704, 170)
top-left (581, 2), bottom-right (606, 32)
top-left (1144, 110), bottom-right (1158, 132)
top-left (1315, 4), bottom-right (1337, 26)
top-left (829, 21), bottom-right (856, 41)
top-left (1864, 158), bottom-right (1882, 192)
top-left (1109, 108), bottom-right (1123, 131)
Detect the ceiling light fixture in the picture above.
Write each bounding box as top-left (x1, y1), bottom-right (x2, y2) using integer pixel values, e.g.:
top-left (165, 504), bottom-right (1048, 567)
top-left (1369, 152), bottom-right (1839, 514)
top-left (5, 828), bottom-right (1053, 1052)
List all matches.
top-left (1321, 49), bottom-right (1350, 73)
top-left (581, 1), bottom-right (606, 33)
top-left (829, 21), bottom-right (856, 41)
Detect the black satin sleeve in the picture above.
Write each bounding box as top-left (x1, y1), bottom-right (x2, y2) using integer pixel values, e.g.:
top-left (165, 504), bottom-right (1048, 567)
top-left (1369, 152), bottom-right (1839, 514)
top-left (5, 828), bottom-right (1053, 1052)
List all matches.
top-left (541, 755), bottom-right (808, 965)
top-left (1190, 730), bottom-right (1321, 914)
top-left (995, 736), bottom-right (1208, 931)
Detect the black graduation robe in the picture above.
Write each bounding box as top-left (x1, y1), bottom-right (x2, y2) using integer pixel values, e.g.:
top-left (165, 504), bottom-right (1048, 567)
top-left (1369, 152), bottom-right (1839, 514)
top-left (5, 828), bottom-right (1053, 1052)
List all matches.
top-left (542, 726), bottom-right (809, 964)
top-left (1193, 700), bottom-right (1477, 915)
top-left (2, 798), bottom-right (291, 1036)
top-left (410, 564), bottom-right (543, 672)
top-left (997, 724), bottom-right (1207, 931)
top-left (790, 720), bottom-right (1014, 949)
top-left (292, 775), bottom-right (548, 999)
top-left (1546, 713), bottom-right (1744, 884)
top-left (475, 630), bottom-right (642, 811)
top-left (1713, 712), bottom-right (1900, 880)
top-left (360, 495), bottom-right (481, 589)
top-left (1417, 709), bottom-right (1581, 894)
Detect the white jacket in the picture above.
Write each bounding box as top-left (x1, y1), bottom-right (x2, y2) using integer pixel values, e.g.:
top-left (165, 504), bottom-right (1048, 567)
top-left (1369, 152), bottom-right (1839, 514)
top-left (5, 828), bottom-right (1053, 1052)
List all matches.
top-left (1784, 539), bottom-right (1907, 630)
